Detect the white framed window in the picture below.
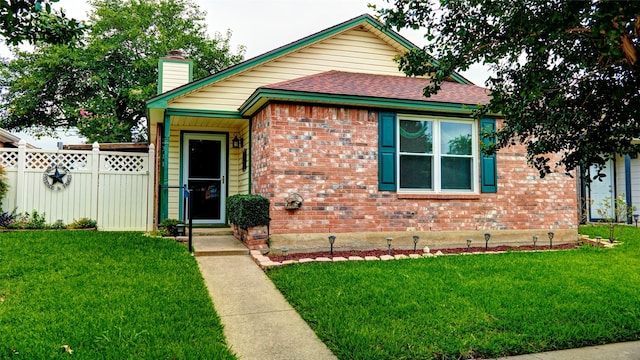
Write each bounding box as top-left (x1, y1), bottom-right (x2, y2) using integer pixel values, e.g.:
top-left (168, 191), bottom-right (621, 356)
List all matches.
top-left (397, 115), bottom-right (478, 193)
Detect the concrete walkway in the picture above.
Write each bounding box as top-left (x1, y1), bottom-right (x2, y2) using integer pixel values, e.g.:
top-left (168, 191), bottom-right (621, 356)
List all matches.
top-left (197, 251), bottom-right (336, 359)
top-left (495, 341), bottom-right (640, 359)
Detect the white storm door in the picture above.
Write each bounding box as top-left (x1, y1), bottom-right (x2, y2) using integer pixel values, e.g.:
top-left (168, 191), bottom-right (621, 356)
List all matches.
top-left (182, 134), bottom-right (226, 224)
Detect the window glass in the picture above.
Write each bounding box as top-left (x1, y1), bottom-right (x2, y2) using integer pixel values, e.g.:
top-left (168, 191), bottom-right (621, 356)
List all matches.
top-left (400, 120), bottom-right (432, 153)
top-left (441, 122), bottom-right (472, 155)
top-left (441, 157), bottom-right (473, 189)
top-left (400, 155), bottom-right (433, 189)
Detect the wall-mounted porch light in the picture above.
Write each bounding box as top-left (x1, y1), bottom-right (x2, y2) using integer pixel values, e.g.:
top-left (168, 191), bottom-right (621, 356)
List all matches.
top-left (232, 133), bottom-right (243, 148)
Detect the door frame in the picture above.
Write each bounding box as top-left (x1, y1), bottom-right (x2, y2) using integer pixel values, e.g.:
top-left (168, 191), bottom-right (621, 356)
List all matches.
top-left (181, 132), bottom-right (228, 224)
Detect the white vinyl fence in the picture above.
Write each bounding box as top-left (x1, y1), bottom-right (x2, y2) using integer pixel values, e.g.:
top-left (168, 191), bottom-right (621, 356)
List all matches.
top-left (0, 141), bottom-right (155, 231)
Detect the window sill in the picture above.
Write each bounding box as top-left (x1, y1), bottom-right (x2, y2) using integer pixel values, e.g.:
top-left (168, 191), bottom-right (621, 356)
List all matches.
top-left (397, 193), bottom-right (481, 200)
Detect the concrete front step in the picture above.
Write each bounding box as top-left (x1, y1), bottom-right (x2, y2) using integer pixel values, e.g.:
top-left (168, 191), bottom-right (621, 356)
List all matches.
top-left (192, 235), bottom-right (249, 257)
top-left (187, 227), bottom-right (234, 236)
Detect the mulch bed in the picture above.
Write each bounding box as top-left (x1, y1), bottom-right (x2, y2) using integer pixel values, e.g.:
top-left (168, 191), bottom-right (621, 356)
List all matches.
top-left (267, 243), bottom-right (578, 263)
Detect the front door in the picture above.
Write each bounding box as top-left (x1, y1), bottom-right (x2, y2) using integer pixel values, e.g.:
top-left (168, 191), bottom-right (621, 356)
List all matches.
top-left (182, 134), bottom-right (226, 224)
top-left (588, 160), bottom-right (614, 220)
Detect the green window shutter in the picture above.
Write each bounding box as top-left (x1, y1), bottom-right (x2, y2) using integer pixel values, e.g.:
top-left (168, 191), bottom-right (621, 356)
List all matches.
top-left (378, 112), bottom-right (397, 191)
top-left (480, 118), bottom-right (497, 193)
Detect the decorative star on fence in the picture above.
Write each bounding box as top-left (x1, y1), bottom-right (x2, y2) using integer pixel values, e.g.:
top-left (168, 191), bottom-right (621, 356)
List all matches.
top-left (43, 164), bottom-right (72, 190)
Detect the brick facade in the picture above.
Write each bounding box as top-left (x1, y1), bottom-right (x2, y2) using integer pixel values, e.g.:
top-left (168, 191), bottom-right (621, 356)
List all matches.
top-left (252, 103), bottom-right (578, 251)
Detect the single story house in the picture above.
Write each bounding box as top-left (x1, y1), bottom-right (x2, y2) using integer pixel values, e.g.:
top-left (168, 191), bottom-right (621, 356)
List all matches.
top-left (146, 14), bottom-right (578, 251)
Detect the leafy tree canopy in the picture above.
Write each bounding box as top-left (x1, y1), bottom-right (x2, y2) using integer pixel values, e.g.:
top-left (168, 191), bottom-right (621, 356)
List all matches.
top-left (375, 0), bottom-right (640, 177)
top-left (1, 0), bottom-right (84, 45)
top-left (0, 0), bottom-right (245, 143)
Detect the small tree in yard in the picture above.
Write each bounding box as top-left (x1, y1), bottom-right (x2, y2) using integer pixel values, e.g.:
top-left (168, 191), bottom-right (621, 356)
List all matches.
top-left (596, 194), bottom-right (636, 243)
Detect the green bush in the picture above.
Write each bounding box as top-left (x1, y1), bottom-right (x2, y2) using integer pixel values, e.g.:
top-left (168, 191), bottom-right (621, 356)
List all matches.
top-left (158, 218), bottom-right (184, 237)
top-left (67, 217), bottom-right (97, 229)
top-left (226, 194), bottom-right (270, 229)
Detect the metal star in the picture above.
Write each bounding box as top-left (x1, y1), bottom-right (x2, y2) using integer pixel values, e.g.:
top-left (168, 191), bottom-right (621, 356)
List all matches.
top-left (48, 166), bottom-right (66, 185)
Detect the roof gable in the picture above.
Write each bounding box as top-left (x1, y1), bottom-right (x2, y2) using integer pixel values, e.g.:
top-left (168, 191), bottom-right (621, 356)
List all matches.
top-left (146, 14), bottom-right (471, 110)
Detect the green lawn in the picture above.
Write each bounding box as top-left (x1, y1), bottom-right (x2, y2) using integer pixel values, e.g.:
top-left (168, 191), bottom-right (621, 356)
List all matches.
top-left (268, 225), bottom-right (640, 360)
top-left (0, 231), bottom-right (236, 359)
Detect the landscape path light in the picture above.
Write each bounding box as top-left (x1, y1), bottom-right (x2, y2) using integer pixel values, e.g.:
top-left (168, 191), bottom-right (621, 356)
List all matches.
top-left (634, 214), bottom-right (639, 228)
top-left (596, 236), bottom-right (602, 246)
top-left (548, 232), bottom-right (554, 249)
top-left (484, 233), bottom-right (491, 251)
top-left (387, 237), bottom-right (393, 255)
top-left (533, 234), bottom-right (538, 251)
top-left (466, 238), bottom-right (472, 252)
top-left (328, 235), bottom-right (336, 256)
top-left (413, 235), bottom-right (420, 253)
top-left (281, 247), bottom-right (289, 259)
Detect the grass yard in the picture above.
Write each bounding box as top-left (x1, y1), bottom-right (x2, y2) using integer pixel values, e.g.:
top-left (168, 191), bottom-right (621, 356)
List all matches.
top-left (0, 231), bottom-right (236, 359)
top-left (268, 225), bottom-right (640, 359)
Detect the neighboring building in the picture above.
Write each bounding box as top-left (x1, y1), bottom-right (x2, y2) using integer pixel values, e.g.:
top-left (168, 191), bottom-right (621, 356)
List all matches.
top-left (582, 155), bottom-right (639, 222)
top-left (146, 14), bottom-right (578, 251)
top-left (0, 128), bottom-right (35, 148)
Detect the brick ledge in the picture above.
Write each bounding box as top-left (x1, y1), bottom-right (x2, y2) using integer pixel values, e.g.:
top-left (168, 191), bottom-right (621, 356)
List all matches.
top-left (397, 193), bottom-right (481, 200)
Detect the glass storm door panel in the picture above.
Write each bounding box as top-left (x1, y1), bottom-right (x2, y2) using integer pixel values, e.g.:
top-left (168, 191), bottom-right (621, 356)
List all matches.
top-left (183, 134), bottom-right (226, 224)
top-left (588, 160), bottom-right (614, 220)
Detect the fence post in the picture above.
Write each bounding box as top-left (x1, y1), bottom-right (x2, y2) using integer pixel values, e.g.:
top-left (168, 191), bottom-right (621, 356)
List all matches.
top-left (15, 140), bottom-right (26, 213)
top-left (91, 142), bottom-right (100, 223)
top-left (147, 144), bottom-right (156, 231)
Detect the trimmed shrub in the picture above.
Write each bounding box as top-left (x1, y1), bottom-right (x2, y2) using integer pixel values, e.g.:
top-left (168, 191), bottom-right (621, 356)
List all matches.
top-left (158, 218), bottom-right (184, 237)
top-left (226, 194), bottom-right (270, 229)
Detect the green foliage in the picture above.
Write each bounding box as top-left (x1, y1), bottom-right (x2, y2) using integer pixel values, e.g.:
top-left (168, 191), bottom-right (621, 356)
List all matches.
top-left (158, 218), bottom-right (184, 237)
top-left (7, 210), bottom-right (48, 229)
top-left (0, 0), bottom-right (85, 45)
top-left (67, 217), bottom-right (97, 229)
top-left (0, 210), bottom-right (15, 227)
top-left (226, 194), bottom-right (270, 230)
top-left (375, 1), bottom-right (640, 177)
top-left (0, 231), bottom-right (236, 358)
top-left (269, 225), bottom-right (640, 359)
top-left (0, 165), bottom-right (8, 211)
top-left (0, 0), bottom-right (245, 142)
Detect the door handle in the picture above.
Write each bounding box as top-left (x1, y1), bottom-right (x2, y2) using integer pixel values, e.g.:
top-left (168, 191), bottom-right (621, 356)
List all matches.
top-left (222, 176), bottom-right (225, 184)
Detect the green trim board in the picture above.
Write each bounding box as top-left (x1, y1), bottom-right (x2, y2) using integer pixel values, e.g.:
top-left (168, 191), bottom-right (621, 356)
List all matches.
top-left (157, 58), bottom-right (193, 95)
top-left (160, 115), bottom-right (171, 220)
top-left (165, 109), bottom-right (244, 119)
top-left (239, 88), bottom-right (482, 117)
top-left (146, 14), bottom-right (471, 109)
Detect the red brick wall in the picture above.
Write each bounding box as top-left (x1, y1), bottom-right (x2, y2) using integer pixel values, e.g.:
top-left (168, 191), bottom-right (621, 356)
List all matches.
top-left (251, 103), bottom-right (578, 236)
